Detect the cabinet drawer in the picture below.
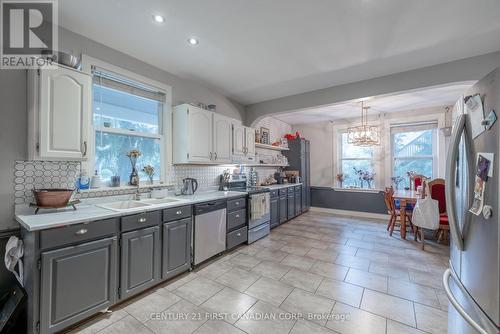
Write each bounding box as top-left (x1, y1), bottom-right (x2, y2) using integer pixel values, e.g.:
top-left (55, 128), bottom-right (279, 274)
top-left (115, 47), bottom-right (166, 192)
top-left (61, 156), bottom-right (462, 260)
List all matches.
top-left (227, 197), bottom-right (246, 212)
top-left (227, 209), bottom-right (246, 231)
top-left (270, 189), bottom-right (279, 198)
top-left (227, 226), bottom-right (247, 249)
top-left (287, 187), bottom-right (294, 194)
top-left (163, 205), bottom-right (192, 222)
top-left (121, 211), bottom-right (161, 232)
top-left (279, 189), bottom-right (288, 196)
top-left (39, 218), bottom-right (118, 250)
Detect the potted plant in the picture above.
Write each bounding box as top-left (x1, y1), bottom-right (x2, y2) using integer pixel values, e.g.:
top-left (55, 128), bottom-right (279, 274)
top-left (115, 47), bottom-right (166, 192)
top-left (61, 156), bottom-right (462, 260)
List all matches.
top-left (142, 165), bottom-right (155, 184)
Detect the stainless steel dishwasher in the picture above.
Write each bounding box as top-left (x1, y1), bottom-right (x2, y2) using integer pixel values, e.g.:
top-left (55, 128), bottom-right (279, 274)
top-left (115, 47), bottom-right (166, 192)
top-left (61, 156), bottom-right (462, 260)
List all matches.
top-left (193, 200), bottom-right (227, 265)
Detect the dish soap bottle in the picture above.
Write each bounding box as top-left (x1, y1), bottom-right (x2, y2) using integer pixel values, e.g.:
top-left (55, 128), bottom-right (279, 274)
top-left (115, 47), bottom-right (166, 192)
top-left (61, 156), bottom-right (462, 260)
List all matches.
top-left (76, 169), bottom-right (90, 190)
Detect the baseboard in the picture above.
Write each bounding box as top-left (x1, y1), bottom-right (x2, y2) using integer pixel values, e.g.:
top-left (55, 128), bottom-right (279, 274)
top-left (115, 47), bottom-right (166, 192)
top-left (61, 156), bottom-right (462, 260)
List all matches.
top-left (310, 207), bottom-right (390, 221)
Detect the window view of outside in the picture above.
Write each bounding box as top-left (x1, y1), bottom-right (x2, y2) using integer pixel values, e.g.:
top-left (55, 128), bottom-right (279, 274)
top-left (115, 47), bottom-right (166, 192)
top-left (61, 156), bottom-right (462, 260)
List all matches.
top-left (392, 128), bottom-right (435, 188)
top-left (93, 83), bottom-right (163, 183)
top-left (340, 133), bottom-right (375, 188)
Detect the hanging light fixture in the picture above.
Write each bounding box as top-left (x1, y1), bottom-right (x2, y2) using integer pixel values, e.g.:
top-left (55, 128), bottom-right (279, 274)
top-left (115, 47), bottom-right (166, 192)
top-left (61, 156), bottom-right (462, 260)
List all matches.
top-left (347, 101), bottom-right (381, 146)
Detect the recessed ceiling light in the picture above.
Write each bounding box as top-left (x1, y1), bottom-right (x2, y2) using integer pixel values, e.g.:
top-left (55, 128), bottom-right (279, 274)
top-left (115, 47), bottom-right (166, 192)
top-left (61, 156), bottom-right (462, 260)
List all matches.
top-left (152, 14), bottom-right (165, 23)
top-left (187, 37), bottom-right (199, 46)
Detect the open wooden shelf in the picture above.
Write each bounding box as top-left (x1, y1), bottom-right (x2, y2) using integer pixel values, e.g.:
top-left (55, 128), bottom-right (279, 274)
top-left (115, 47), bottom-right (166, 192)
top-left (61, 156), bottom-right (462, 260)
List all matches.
top-left (255, 143), bottom-right (289, 151)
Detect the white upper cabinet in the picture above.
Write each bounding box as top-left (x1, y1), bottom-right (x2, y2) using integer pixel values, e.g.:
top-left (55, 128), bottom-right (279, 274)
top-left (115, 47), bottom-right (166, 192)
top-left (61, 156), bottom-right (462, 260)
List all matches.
top-left (28, 67), bottom-right (91, 160)
top-left (245, 127), bottom-right (256, 157)
top-left (231, 121), bottom-right (256, 163)
top-left (212, 113), bottom-right (232, 163)
top-left (232, 122), bottom-right (246, 156)
top-left (187, 106), bottom-right (213, 162)
top-left (173, 104), bottom-right (237, 164)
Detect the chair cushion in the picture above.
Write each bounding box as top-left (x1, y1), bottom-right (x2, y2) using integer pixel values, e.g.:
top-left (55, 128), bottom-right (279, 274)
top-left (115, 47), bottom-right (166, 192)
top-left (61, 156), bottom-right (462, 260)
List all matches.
top-left (431, 184), bottom-right (447, 214)
top-left (439, 214), bottom-right (449, 225)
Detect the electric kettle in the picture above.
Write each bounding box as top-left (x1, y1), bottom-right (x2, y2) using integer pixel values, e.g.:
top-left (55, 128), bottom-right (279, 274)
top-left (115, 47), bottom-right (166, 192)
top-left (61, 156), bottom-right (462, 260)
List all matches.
top-left (181, 178), bottom-right (198, 195)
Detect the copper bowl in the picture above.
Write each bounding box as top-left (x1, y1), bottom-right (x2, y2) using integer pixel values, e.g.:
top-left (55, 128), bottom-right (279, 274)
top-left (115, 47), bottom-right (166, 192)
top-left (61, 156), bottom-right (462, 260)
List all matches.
top-left (32, 188), bottom-right (74, 207)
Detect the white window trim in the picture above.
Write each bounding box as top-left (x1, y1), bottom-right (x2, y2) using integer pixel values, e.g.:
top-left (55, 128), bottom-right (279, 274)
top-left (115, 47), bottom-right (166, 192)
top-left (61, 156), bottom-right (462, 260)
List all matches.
top-left (383, 113), bottom-right (446, 187)
top-left (81, 55), bottom-right (173, 185)
top-left (333, 124), bottom-right (382, 189)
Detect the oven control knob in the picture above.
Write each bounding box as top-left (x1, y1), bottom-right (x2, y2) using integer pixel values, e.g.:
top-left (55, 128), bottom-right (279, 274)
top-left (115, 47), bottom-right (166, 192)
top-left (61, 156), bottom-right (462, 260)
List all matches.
top-left (482, 205), bottom-right (493, 219)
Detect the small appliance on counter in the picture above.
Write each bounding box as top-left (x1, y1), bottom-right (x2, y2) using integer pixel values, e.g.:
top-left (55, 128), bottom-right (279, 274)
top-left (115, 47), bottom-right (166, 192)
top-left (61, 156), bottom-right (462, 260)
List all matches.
top-left (274, 171), bottom-right (287, 184)
top-left (181, 178), bottom-right (198, 195)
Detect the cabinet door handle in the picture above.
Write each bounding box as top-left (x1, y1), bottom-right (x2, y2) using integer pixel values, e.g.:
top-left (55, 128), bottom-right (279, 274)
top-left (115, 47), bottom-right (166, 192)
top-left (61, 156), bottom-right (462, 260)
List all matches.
top-left (82, 141), bottom-right (87, 157)
top-left (176, 210), bottom-right (182, 215)
top-left (235, 214), bottom-right (240, 218)
top-left (75, 228), bottom-right (88, 235)
top-left (237, 233), bottom-right (241, 237)
top-left (210, 152), bottom-right (213, 160)
top-left (235, 202), bottom-right (239, 205)
top-left (138, 217), bottom-right (147, 223)
top-left (214, 152), bottom-right (217, 160)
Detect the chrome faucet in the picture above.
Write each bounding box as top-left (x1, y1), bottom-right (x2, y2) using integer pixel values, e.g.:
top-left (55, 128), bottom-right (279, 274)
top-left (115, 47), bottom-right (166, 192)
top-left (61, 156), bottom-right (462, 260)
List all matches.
top-left (134, 183), bottom-right (141, 201)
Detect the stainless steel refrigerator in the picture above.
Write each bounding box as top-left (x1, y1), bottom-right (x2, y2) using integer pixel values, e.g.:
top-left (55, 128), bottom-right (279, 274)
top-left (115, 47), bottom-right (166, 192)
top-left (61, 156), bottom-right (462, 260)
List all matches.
top-left (445, 68), bottom-right (500, 334)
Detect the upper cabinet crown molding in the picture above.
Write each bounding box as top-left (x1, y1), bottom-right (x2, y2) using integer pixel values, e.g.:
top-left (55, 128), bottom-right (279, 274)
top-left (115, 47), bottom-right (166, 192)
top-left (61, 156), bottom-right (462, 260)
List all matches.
top-left (28, 66), bottom-right (91, 161)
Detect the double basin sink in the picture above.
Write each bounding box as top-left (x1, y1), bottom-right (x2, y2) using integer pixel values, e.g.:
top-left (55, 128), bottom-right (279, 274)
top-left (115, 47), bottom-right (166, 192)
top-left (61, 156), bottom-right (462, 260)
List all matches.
top-left (97, 197), bottom-right (183, 212)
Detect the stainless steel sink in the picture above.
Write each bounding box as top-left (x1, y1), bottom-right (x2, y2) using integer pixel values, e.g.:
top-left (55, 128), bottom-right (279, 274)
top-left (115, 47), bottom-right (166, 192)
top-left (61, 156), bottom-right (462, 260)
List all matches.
top-left (97, 200), bottom-right (151, 211)
top-left (140, 198), bottom-right (182, 205)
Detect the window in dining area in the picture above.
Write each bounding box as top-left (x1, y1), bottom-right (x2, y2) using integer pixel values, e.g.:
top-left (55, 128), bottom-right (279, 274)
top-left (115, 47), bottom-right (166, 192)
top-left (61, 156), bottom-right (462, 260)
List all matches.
top-left (339, 132), bottom-right (376, 188)
top-left (391, 122), bottom-right (438, 188)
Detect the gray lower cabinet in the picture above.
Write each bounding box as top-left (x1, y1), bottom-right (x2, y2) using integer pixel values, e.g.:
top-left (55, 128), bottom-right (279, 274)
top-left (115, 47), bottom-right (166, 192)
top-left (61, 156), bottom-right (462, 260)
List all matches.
top-left (295, 186), bottom-right (302, 215)
top-left (162, 218), bottom-right (192, 280)
top-left (120, 226), bottom-right (161, 299)
top-left (279, 195), bottom-right (287, 224)
top-left (287, 192), bottom-right (295, 220)
top-left (270, 196), bottom-right (279, 229)
top-left (40, 237), bottom-right (118, 334)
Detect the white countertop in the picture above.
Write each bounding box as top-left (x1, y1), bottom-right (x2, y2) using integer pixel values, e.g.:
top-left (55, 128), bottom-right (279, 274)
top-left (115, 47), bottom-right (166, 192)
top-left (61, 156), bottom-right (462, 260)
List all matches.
top-left (16, 191), bottom-right (247, 232)
top-left (262, 183), bottom-right (302, 190)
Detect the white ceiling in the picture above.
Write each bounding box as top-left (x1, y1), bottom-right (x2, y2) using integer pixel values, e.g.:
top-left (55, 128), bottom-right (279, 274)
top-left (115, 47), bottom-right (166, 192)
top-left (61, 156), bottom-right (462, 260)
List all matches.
top-left (274, 83), bottom-right (474, 125)
top-left (59, 1), bottom-right (500, 105)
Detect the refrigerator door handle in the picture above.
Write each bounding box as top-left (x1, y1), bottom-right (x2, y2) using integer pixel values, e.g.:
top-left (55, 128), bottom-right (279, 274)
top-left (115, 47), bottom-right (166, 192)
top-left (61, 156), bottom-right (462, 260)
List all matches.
top-left (443, 269), bottom-right (490, 334)
top-left (445, 114), bottom-right (473, 251)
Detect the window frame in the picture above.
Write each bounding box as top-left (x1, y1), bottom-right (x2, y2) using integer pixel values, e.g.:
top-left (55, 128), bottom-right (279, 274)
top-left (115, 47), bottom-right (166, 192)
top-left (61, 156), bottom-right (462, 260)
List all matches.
top-left (81, 55), bottom-right (173, 185)
top-left (390, 122), bottom-right (438, 182)
top-left (338, 130), bottom-right (377, 189)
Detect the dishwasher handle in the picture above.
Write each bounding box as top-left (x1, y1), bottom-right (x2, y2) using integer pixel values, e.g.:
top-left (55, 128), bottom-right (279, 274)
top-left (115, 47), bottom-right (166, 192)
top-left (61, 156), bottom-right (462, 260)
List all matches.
top-left (195, 200), bottom-right (227, 215)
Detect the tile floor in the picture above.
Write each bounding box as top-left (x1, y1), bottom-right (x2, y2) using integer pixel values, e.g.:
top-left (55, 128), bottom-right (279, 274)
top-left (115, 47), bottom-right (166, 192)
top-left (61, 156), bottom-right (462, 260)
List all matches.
top-left (67, 211), bottom-right (450, 334)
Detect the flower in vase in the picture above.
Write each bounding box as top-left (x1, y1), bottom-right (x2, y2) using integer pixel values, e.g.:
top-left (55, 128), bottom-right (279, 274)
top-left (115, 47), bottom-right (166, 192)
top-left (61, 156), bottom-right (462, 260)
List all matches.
top-left (142, 165), bottom-right (155, 184)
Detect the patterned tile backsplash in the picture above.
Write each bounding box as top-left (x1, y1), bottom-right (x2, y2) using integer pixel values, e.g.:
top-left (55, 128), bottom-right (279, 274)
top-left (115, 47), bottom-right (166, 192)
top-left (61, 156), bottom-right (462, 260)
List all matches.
top-left (14, 161), bottom-right (281, 205)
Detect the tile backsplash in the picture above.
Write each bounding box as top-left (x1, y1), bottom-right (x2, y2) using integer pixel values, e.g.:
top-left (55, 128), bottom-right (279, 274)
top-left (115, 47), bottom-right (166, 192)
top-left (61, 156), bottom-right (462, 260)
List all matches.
top-left (14, 161), bottom-right (281, 205)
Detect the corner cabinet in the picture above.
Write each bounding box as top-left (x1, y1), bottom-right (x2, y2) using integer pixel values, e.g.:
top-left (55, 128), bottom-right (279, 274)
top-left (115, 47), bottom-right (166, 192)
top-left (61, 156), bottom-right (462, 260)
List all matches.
top-left (28, 67), bottom-right (91, 161)
top-left (173, 104), bottom-right (233, 164)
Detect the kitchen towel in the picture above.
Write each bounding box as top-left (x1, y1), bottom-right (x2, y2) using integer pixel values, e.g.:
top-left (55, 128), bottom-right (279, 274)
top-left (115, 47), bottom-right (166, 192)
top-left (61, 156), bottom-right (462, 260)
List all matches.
top-left (5, 236), bottom-right (24, 286)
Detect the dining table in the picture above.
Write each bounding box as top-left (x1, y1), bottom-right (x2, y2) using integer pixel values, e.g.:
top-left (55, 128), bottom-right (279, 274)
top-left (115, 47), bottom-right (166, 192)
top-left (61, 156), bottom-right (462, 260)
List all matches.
top-left (392, 189), bottom-right (421, 239)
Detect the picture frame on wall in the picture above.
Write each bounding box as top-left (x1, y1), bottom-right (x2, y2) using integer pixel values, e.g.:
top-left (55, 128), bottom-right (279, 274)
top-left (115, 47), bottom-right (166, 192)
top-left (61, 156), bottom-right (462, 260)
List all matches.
top-left (260, 127), bottom-right (270, 144)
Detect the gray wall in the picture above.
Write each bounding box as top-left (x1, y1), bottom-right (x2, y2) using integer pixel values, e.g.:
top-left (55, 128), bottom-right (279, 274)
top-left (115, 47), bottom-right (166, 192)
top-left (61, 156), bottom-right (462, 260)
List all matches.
top-left (0, 28), bottom-right (245, 231)
top-left (311, 187), bottom-right (387, 214)
top-left (245, 51), bottom-right (500, 125)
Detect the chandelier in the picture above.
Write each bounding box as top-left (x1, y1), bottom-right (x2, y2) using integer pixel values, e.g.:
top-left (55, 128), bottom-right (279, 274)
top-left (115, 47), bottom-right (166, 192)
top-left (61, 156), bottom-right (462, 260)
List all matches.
top-left (347, 101), bottom-right (381, 147)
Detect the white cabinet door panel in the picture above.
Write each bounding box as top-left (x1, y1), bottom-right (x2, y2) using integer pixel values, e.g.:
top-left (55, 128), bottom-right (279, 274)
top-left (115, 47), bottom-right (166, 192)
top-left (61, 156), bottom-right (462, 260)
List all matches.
top-left (232, 123), bottom-right (246, 156)
top-left (188, 107), bottom-right (212, 162)
top-left (39, 68), bottom-right (90, 160)
top-left (245, 127), bottom-right (256, 156)
top-left (213, 114), bottom-right (232, 163)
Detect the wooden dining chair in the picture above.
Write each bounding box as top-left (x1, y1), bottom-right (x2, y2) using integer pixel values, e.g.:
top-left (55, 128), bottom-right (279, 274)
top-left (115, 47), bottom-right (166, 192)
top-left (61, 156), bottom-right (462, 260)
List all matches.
top-left (384, 187), bottom-right (413, 236)
top-left (428, 178), bottom-right (449, 243)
